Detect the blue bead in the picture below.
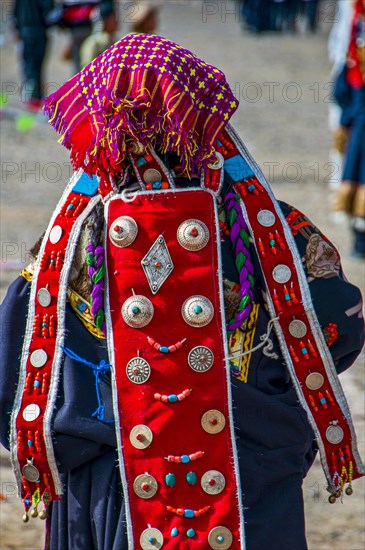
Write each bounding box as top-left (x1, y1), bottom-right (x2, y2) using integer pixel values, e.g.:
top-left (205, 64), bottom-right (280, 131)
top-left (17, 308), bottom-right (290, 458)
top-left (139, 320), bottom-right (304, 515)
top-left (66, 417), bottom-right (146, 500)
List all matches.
top-left (186, 471), bottom-right (198, 485)
top-left (186, 528), bottom-right (195, 538)
top-left (181, 455), bottom-right (190, 464)
top-left (165, 473), bottom-right (176, 487)
top-left (248, 184), bottom-right (256, 192)
top-left (27, 440), bottom-right (33, 446)
top-left (152, 181), bottom-right (162, 189)
top-left (320, 398), bottom-right (326, 405)
top-left (269, 240), bottom-right (275, 246)
top-left (148, 537), bottom-right (155, 543)
top-left (217, 535), bottom-right (225, 542)
top-left (184, 509), bottom-right (194, 518)
top-left (194, 305), bottom-right (203, 314)
top-left (66, 204), bottom-right (74, 210)
top-left (284, 294), bottom-right (291, 301)
top-left (301, 347), bottom-right (308, 355)
top-left (168, 394), bottom-right (178, 403)
top-left (33, 380), bottom-right (41, 388)
top-left (171, 527), bottom-right (179, 537)
top-left (50, 260), bottom-right (55, 264)
top-left (137, 157), bottom-right (147, 166)
top-left (160, 346), bottom-right (169, 353)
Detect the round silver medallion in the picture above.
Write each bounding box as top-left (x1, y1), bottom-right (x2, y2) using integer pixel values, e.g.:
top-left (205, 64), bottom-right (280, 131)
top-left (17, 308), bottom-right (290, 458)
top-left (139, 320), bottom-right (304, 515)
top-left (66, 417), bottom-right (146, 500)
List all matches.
top-left (140, 528), bottom-right (164, 550)
top-left (49, 225), bottom-right (63, 244)
top-left (22, 404), bottom-right (41, 422)
top-left (22, 460), bottom-right (40, 483)
top-left (130, 425), bottom-right (153, 449)
top-left (208, 526), bottom-right (233, 550)
top-left (305, 372), bottom-right (324, 390)
top-left (109, 216), bottom-right (138, 248)
top-left (181, 296), bottom-right (214, 328)
top-left (201, 470), bottom-right (226, 495)
top-left (126, 357), bottom-right (151, 384)
top-left (30, 349), bottom-right (47, 368)
top-left (37, 288), bottom-right (51, 307)
top-left (288, 320), bottom-right (307, 339)
top-left (201, 410), bottom-right (226, 434)
top-left (188, 346), bottom-right (214, 372)
top-left (208, 151), bottom-right (224, 170)
top-left (272, 264), bottom-right (292, 284)
top-left (133, 473), bottom-right (158, 499)
top-left (177, 219), bottom-right (210, 251)
top-left (129, 141), bottom-right (145, 156)
top-left (122, 295), bottom-right (154, 328)
top-left (326, 423), bottom-right (344, 445)
top-left (257, 210), bottom-right (276, 227)
top-left (143, 168), bottom-right (162, 184)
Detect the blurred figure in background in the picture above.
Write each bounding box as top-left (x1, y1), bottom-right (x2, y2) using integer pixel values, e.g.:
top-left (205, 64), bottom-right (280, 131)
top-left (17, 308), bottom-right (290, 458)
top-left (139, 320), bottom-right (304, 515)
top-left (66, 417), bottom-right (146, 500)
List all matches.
top-left (79, 7), bottom-right (118, 68)
top-left (13, 0), bottom-right (55, 108)
top-left (130, 3), bottom-right (159, 35)
top-left (333, 0), bottom-right (365, 259)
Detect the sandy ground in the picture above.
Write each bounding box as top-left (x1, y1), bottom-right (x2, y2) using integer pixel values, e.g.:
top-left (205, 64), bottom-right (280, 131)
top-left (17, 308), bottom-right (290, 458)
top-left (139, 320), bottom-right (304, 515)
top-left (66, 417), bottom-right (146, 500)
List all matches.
top-left (0, 1), bottom-right (364, 549)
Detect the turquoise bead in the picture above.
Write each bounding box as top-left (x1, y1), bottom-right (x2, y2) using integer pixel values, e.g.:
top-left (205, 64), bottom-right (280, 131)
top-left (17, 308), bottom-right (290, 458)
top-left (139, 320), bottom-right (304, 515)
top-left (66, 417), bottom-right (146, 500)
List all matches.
top-left (186, 529), bottom-right (195, 538)
top-left (152, 181), bottom-right (162, 189)
top-left (160, 346), bottom-right (169, 353)
top-left (33, 380), bottom-right (41, 388)
top-left (168, 394), bottom-right (178, 403)
top-left (66, 204), bottom-right (74, 210)
top-left (181, 455), bottom-right (190, 464)
top-left (171, 527), bottom-right (179, 537)
top-left (186, 471), bottom-right (197, 485)
top-left (132, 306), bottom-right (140, 315)
top-left (165, 473), bottom-right (176, 487)
top-left (137, 157), bottom-right (147, 166)
top-left (217, 535), bottom-right (225, 543)
top-left (194, 305), bottom-right (203, 314)
top-left (184, 509), bottom-right (194, 518)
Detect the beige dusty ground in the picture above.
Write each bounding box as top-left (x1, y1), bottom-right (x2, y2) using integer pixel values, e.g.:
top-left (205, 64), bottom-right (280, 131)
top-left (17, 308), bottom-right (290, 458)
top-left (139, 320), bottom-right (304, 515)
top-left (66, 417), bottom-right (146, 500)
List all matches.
top-left (0, 1), bottom-right (364, 549)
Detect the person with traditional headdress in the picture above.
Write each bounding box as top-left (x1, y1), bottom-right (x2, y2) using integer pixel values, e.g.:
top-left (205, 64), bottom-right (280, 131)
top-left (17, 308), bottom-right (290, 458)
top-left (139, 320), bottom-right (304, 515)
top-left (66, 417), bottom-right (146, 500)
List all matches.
top-left (0, 33), bottom-right (364, 550)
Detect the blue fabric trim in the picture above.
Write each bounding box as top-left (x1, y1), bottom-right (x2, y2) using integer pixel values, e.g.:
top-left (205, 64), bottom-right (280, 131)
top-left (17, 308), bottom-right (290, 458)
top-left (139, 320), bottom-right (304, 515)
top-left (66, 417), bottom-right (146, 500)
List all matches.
top-left (224, 154), bottom-right (254, 182)
top-left (72, 173), bottom-right (99, 197)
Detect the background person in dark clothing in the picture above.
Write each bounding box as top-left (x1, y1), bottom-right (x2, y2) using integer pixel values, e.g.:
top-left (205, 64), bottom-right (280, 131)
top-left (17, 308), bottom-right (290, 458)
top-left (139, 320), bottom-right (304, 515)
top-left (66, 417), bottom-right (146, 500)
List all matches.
top-left (13, 0), bottom-right (55, 106)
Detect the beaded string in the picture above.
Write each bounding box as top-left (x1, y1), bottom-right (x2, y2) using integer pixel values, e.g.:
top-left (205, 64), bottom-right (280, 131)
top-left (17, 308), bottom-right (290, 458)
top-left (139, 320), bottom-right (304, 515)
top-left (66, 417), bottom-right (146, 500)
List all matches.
top-left (86, 243), bottom-right (106, 336)
top-left (61, 346), bottom-right (114, 423)
top-left (224, 192), bottom-right (255, 332)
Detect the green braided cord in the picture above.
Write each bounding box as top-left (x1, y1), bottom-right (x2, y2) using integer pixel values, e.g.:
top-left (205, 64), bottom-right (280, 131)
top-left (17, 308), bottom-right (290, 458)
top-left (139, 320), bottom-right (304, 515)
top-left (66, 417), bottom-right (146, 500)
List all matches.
top-left (236, 252), bottom-right (246, 272)
top-left (239, 228), bottom-right (250, 249)
top-left (86, 252), bottom-right (94, 266)
top-left (248, 274), bottom-right (255, 288)
top-left (95, 309), bottom-right (105, 330)
top-left (92, 263), bottom-right (106, 284)
top-left (238, 294), bottom-right (250, 310)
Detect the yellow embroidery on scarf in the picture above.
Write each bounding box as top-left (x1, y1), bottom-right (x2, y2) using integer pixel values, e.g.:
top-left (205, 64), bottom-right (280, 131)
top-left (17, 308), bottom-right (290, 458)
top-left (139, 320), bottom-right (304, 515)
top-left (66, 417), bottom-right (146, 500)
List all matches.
top-left (229, 302), bottom-right (260, 382)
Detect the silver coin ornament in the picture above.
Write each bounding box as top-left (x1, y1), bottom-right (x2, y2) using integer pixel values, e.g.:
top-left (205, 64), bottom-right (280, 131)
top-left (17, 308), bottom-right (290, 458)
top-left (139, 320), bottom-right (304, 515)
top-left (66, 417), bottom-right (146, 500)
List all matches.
top-left (257, 210), bottom-right (276, 227)
top-left (109, 216), bottom-right (138, 248)
top-left (22, 404), bottom-right (41, 422)
top-left (122, 295), bottom-right (154, 328)
top-left (326, 423), bottom-right (344, 445)
top-left (208, 526), bottom-right (233, 550)
top-left (201, 410), bottom-right (226, 434)
top-left (49, 225), bottom-right (63, 244)
top-left (182, 295), bottom-right (214, 328)
top-left (288, 320), bottom-right (307, 339)
top-left (208, 151), bottom-right (224, 170)
top-left (201, 470), bottom-right (226, 495)
top-left (126, 357), bottom-right (151, 384)
top-left (140, 528), bottom-right (164, 550)
top-left (305, 372), bottom-right (324, 390)
top-left (143, 168), bottom-right (162, 184)
top-left (133, 473), bottom-right (158, 499)
top-left (272, 264), bottom-right (292, 284)
top-left (37, 288), bottom-right (51, 307)
top-left (188, 346), bottom-right (214, 372)
top-left (130, 425), bottom-right (153, 449)
top-left (22, 460), bottom-right (40, 483)
top-left (141, 235), bottom-right (174, 294)
top-left (30, 349), bottom-right (47, 368)
top-left (177, 219), bottom-right (210, 252)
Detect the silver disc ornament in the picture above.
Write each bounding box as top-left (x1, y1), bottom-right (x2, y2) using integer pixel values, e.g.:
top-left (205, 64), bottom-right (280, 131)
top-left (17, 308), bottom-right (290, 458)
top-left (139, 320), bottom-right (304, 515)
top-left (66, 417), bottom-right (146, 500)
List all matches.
top-left (177, 219), bottom-right (210, 251)
top-left (201, 410), bottom-right (226, 434)
top-left (326, 422), bottom-right (344, 445)
top-left (272, 264), bottom-right (292, 284)
top-left (182, 295), bottom-right (214, 327)
top-left (140, 528), bottom-right (164, 550)
top-left (109, 216), bottom-right (138, 248)
top-left (208, 526), bottom-right (233, 550)
top-left (30, 349), bottom-right (47, 368)
top-left (288, 320), bottom-right (307, 339)
top-left (37, 288), bottom-right (51, 307)
top-left (188, 346), bottom-right (214, 372)
top-left (201, 470), bottom-right (226, 495)
top-left (122, 295), bottom-right (154, 328)
top-left (22, 459), bottom-right (40, 483)
top-left (130, 424), bottom-right (153, 449)
top-left (126, 356), bottom-right (151, 384)
top-left (143, 168), bottom-right (162, 184)
top-left (257, 210), bottom-right (275, 227)
top-left (133, 473), bottom-right (158, 499)
top-left (305, 372), bottom-right (324, 390)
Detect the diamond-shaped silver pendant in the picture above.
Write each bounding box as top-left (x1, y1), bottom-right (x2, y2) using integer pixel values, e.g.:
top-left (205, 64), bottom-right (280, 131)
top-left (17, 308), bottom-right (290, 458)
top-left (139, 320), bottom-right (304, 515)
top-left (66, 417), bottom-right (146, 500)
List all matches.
top-left (141, 235), bottom-right (174, 294)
